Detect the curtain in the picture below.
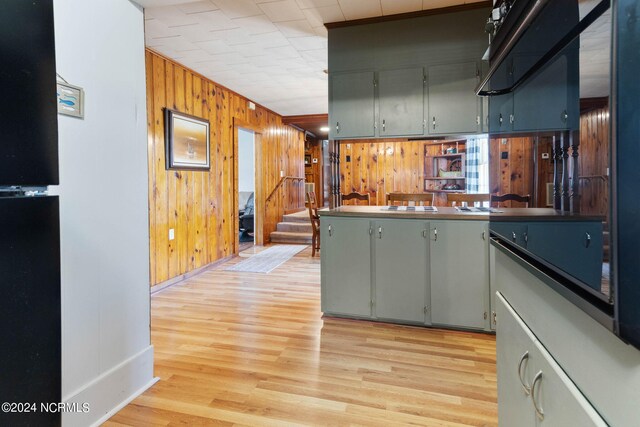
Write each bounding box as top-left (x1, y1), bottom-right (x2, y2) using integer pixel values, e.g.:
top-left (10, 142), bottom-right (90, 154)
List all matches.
top-left (466, 137), bottom-right (489, 194)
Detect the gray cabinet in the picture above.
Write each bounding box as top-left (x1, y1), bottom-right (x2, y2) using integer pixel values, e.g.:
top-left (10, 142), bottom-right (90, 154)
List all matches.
top-left (320, 217), bottom-right (371, 317)
top-left (329, 72), bottom-right (375, 139)
top-left (491, 220), bottom-right (603, 292)
top-left (496, 293), bottom-right (538, 427)
top-left (496, 293), bottom-right (607, 427)
top-left (373, 219), bottom-right (429, 323)
top-left (526, 222), bottom-right (603, 292)
top-left (513, 53), bottom-right (573, 132)
top-left (489, 49), bottom-right (580, 134)
top-left (428, 61), bottom-right (480, 135)
top-left (429, 220), bottom-right (489, 330)
top-left (377, 68), bottom-right (425, 137)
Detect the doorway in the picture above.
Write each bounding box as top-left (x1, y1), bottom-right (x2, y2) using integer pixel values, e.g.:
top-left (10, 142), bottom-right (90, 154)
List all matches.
top-left (238, 128), bottom-right (255, 252)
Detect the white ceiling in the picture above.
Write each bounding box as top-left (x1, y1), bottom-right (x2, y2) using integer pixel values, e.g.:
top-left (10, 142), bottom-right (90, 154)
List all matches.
top-left (138, 0), bottom-right (485, 116)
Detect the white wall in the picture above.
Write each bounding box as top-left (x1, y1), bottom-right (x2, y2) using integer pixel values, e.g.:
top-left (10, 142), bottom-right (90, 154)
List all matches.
top-left (238, 128), bottom-right (255, 192)
top-left (52, 0), bottom-right (154, 425)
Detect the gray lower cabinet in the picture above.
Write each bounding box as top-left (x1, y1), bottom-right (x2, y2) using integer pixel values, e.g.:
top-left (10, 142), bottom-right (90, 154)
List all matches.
top-left (329, 71), bottom-right (375, 139)
top-left (320, 217), bottom-right (371, 317)
top-left (430, 220), bottom-right (489, 330)
top-left (378, 68), bottom-right (425, 137)
top-left (373, 219), bottom-right (429, 324)
top-left (428, 61), bottom-right (480, 135)
top-left (496, 293), bottom-right (607, 426)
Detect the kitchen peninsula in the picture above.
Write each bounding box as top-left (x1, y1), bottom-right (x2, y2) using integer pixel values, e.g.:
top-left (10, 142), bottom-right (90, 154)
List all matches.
top-left (319, 206), bottom-right (604, 332)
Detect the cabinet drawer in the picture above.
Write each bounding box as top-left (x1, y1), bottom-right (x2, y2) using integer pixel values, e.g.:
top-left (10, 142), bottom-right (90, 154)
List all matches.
top-left (526, 222), bottom-right (603, 292)
top-left (491, 222), bottom-right (528, 248)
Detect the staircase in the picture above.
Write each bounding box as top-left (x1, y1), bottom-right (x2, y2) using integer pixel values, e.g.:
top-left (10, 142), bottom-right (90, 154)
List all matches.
top-left (270, 210), bottom-right (313, 244)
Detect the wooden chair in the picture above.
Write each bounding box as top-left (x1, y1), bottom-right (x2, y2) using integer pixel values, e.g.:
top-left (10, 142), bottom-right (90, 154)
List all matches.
top-left (491, 193), bottom-right (531, 208)
top-left (307, 191), bottom-right (320, 257)
top-left (446, 193), bottom-right (491, 207)
top-left (340, 192), bottom-right (370, 205)
top-left (386, 193), bottom-right (435, 206)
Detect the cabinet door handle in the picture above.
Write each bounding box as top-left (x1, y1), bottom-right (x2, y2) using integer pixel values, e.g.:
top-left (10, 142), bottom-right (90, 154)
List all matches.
top-left (517, 351), bottom-right (531, 395)
top-left (433, 228), bottom-right (438, 241)
top-left (378, 226), bottom-right (383, 239)
top-left (585, 232), bottom-right (591, 248)
top-left (382, 119), bottom-right (386, 132)
top-left (512, 231), bottom-right (517, 242)
top-left (328, 225), bottom-right (333, 236)
top-left (492, 311), bottom-right (497, 325)
top-left (561, 110), bottom-right (568, 123)
top-left (523, 232), bottom-right (528, 244)
top-left (531, 371), bottom-right (544, 420)
top-left (499, 113), bottom-right (503, 126)
top-left (510, 114), bottom-right (514, 124)
top-left (422, 229), bottom-right (427, 238)
top-left (336, 122), bottom-right (340, 134)
top-left (482, 230), bottom-right (486, 240)
top-left (432, 116), bottom-right (436, 130)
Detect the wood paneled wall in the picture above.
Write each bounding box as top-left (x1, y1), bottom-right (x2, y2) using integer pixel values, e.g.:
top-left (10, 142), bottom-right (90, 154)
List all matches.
top-left (489, 137), bottom-right (535, 207)
top-left (146, 49), bottom-right (305, 287)
top-left (339, 139), bottom-right (459, 206)
top-left (578, 106), bottom-right (609, 219)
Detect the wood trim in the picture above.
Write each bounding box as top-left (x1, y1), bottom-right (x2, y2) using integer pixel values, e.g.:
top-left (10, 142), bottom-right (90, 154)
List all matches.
top-left (580, 97), bottom-right (609, 114)
top-left (282, 114), bottom-right (328, 125)
top-left (325, 1), bottom-right (491, 29)
top-left (150, 255), bottom-right (234, 295)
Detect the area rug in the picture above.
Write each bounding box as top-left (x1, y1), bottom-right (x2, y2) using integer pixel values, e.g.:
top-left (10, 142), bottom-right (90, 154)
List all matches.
top-left (223, 244), bottom-right (307, 273)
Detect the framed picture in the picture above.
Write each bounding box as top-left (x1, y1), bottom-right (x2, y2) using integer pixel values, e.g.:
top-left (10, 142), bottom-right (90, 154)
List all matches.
top-left (305, 154), bottom-right (312, 166)
top-left (164, 108), bottom-right (210, 170)
top-left (56, 82), bottom-right (84, 119)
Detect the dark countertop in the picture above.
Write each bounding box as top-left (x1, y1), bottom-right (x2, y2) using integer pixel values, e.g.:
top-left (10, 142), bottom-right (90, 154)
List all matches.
top-left (318, 206), bottom-right (604, 221)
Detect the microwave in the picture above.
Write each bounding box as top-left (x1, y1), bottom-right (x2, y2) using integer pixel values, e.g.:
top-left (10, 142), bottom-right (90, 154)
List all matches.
top-left (479, 0), bottom-right (640, 349)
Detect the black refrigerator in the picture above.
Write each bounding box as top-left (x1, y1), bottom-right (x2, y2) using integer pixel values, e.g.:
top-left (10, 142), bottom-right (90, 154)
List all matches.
top-left (0, 0), bottom-right (61, 425)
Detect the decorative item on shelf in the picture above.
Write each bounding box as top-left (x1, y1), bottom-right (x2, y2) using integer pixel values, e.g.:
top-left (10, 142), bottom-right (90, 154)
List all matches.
top-left (449, 158), bottom-right (462, 171)
top-left (446, 147), bottom-right (457, 154)
top-left (438, 169), bottom-right (463, 178)
top-left (443, 183), bottom-right (462, 190)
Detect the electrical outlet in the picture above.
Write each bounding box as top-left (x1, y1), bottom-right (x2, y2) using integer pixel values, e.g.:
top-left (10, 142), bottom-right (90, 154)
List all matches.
top-left (280, 170), bottom-right (284, 177)
top-left (541, 152), bottom-right (550, 159)
top-left (169, 229), bottom-right (175, 240)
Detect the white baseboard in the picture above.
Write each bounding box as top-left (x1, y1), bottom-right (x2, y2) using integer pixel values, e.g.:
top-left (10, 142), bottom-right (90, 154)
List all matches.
top-left (62, 345), bottom-right (156, 427)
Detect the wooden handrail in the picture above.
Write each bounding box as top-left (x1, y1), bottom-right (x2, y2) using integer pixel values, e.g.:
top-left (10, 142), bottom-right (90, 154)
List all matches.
top-left (265, 176), bottom-right (305, 204)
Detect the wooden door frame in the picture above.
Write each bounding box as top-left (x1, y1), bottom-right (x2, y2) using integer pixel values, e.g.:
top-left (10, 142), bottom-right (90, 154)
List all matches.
top-left (233, 119), bottom-right (264, 253)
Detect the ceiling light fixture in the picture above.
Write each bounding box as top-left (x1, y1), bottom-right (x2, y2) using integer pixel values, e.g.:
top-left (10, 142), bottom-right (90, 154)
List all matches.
top-left (320, 126), bottom-right (329, 132)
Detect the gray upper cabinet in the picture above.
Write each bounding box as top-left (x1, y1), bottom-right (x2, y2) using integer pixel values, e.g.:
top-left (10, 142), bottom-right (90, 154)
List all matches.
top-left (377, 68), bottom-right (425, 137)
top-left (428, 61), bottom-right (480, 135)
top-left (327, 7), bottom-right (489, 140)
top-left (329, 71), bottom-right (375, 139)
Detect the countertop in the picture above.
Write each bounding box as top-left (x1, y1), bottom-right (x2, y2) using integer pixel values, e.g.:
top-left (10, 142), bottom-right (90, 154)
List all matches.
top-left (318, 206), bottom-right (604, 221)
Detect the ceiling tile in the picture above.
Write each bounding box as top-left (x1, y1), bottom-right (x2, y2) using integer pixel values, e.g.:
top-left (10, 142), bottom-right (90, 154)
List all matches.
top-left (195, 39), bottom-right (235, 55)
top-left (176, 1), bottom-right (219, 14)
top-left (274, 19), bottom-right (316, 37)
top-left (337, 0), bottom-right (382, 20)
top-left (295, 0), bottom-right (339, 9)
top-left (258, 0), bottom-right (307, 23)
top-left (302, 5), bottom-right (345, 26)
top-left (231, 15), bottom-right (280, 35)
top-left (381, 0), bottom-right (422, 15)
top-left (211, 0), bottom-right (263, 19)
top-left (288, 36), bottom-right (326, 51)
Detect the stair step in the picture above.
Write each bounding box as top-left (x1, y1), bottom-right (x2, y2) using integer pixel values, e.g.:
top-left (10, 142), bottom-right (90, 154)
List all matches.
top-left (276, 222), bottom-right (313, 233)
top-left (282, 211), bottom-right (312, 223)
top-left (270, 231), bottom-right (313, 244)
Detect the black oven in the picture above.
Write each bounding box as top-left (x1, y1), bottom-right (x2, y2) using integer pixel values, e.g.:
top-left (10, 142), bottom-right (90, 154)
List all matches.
top-left (478, 0), bottom-right (640, 349)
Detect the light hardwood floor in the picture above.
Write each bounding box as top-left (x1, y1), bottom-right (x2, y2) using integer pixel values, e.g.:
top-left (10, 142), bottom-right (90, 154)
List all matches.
top-left (105, 246), bottom-right (497, 426)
